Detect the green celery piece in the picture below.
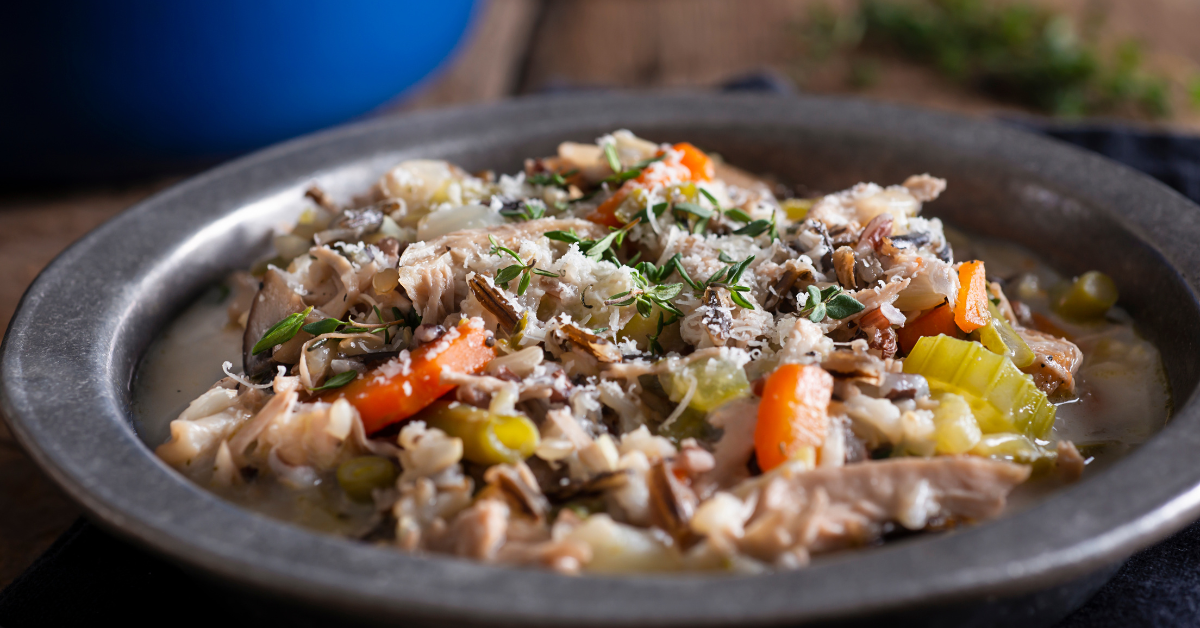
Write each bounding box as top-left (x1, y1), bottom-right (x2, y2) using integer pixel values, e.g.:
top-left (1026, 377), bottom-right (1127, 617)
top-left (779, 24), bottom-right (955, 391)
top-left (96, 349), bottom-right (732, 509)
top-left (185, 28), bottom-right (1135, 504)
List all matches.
top-left (973, 302), bottom-right (1036, 368)
top-left (903, 334), bottom-right (1055, 438)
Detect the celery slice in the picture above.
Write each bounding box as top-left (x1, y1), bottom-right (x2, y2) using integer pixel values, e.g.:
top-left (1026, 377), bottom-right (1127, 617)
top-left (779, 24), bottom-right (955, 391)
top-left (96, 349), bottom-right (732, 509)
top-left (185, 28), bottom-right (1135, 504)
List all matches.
top-left (903, 335), bottom-right (1055, 438)
top-left (659, 356), bottom-right (750, 413)
top-left (973, 302), bottom-right (1036, 368)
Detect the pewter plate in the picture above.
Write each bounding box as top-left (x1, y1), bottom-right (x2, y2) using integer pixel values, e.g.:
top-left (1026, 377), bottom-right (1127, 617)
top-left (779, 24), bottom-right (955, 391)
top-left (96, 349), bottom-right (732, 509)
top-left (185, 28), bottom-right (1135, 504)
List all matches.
top-left (4, 94), bottom-right (1200, 627)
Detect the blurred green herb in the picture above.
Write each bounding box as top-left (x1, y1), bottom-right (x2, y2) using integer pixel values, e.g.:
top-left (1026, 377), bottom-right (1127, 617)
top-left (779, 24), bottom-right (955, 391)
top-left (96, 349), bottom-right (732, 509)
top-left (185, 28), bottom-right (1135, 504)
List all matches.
top-left (489, 235), bottom-right (560, 296)
top-left (803, 0), bottom-right (1188, 119)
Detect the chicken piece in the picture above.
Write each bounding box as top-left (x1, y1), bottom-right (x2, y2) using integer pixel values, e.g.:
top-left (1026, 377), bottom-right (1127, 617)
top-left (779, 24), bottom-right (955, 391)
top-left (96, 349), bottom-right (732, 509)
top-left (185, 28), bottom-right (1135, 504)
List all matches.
top-left (1057, 440), bottom-right (1086, 482)
top-left (432, 499), bottom-right (510, 561)
top-left (698, 397), bottom-right (759, 491)
top-left (1017, 328), bottom-right (1083, 399)
top-left (732, 456), bottom-right (1029, 563)
top-left (902, 174), bottom-right (947, 202)
top-left (398, 218), bottom-right (608, 323)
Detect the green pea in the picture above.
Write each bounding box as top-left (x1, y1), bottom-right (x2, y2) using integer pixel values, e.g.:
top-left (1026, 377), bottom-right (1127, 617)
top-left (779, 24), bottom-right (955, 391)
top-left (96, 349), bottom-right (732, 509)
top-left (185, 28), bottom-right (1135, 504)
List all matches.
top-left (1055, 271), bottom-right (1118, 321)
top-left (337, 456), bottom-right (397, 503)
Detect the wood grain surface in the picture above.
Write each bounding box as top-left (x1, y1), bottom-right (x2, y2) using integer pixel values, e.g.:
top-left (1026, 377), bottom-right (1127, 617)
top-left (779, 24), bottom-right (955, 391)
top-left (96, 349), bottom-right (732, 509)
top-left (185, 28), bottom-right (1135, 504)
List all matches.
top-left (2, 0), bottom-right (1197, 588)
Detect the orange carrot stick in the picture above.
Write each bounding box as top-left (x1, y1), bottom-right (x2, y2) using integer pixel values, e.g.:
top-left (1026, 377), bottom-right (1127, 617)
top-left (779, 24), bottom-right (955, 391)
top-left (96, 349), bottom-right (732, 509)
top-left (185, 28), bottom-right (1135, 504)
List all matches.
top-left (754, 364), bottom-right (833, 472)
top-left (672, 142), bottom-right (714, 182)
top-left (586, 188), bottom-right (628, 228)
top-left (897, 302), bottom-right (961, 355)
top-left (954, 260), bottom-right (990, 333)
top-left (325, 320), bottom-right (496, 434)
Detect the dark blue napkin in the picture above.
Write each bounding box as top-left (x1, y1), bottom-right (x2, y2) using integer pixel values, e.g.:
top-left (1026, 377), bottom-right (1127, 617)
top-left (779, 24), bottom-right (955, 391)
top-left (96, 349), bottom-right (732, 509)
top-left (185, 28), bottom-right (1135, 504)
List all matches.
top-left (3, 114), bottom-right (1199, 628)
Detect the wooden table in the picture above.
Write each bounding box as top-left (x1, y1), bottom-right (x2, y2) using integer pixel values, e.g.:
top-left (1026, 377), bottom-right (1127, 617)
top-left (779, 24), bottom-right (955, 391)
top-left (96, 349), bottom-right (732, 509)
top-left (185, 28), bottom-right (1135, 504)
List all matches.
top-left (3, 0), bottom-right (1198, 587)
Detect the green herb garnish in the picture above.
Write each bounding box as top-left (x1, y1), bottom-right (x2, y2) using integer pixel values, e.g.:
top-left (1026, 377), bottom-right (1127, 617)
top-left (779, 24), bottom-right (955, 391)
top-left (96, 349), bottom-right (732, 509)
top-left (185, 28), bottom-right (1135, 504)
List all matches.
top-left (299, 307), bottom-right (420, 350)
top-left (499, 199), bottom-right (548, 221)
top-left (600, 144), bottom-right (665, 186)
top-left (527, 169), bottom-right (578, 189)
top-left (310, 369), bottom-right (358, 392)
top-left (800, 284), bottom-right (865, 322)
top-left (544, 218), bottom-right (641, 265)
top-left (812, 0), bottom-right (1183, 119)
top-left (647, 311), bottom-right (681, 355)
top-left (252, 306), bottom-right (314, 355)
top-left (489, 235), bottom-right (560, 296)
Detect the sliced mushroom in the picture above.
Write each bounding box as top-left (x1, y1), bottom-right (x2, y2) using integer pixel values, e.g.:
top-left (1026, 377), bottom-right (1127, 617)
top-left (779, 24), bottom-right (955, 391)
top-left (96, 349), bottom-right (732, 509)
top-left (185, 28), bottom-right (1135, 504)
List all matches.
top-left (828, 225), bottom-right (859, 248)
top-left (304, 184), bottom-right (341, 212)
top-left (833, 246), bottom-right (858, 290)
top-left (313, 202), bottom-right (390, 246)
top-left (558, 324), bottom-right (623, 363)
top-left (242, 269), bottom-right (308, 379)
top-left (855, 254), bottom-right (884, 287)
top-left (468, 274), bottom-right (522, 332)
top-left (763, 261), bottom-right (813, 312)
top-left (647, 460), bottom-right (701, 549)
top-left (543, 469), bottom-right (632, 502)
top-left (701, 286), bottom-right (733, 347)
top-left (821, 349), bottom-right (886, 386)
top-left (482, 463), bottom-right (550, 522)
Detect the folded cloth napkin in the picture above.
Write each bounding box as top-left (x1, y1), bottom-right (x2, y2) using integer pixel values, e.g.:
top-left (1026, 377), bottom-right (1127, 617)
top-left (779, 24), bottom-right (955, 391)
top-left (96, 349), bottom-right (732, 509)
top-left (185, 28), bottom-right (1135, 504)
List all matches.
top-left (2, 118), bottom-right (1198, 628)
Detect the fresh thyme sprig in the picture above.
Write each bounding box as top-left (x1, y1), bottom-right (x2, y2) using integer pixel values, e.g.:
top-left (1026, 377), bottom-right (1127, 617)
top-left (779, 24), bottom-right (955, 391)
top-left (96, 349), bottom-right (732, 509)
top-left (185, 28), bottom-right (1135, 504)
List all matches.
top-left (252, 306), bottom-right (314, 355)
top-left (800, 284), bottom-right (866, 322)
top-left (498, 199), bottom-right (549, 221)
top-left (301, 306), bottom-right (422, 352)
top-left (672, 201), bottom-right (713, 235)
top-left (544, 218), bottom-right (641, 265)
top-left (604, 273), bottom-right (686, 319)
top-left (696, 188), bottom-right (779, 240)
top-left (602, 144), bottom-right (665, 186)
top-left (527, 169), bottom-right (577, 189)
top-left (636, 252), bottom-right (756, 309)
top-left (489, 235), bottom-right (560, 296)
top-left (253, 303), bottom-right (423, 358)
top-left (310, 370), bottom-right (358, 392)
top-left (647, 311), bottom-right (681, 355)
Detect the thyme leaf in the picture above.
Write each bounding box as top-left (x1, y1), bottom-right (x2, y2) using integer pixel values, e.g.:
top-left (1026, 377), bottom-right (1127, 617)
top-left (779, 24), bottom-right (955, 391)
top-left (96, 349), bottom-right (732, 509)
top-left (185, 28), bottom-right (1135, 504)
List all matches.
top-left (310, 369), bottom-right (358, 392)
top-left (252, 306), bottom-right (314, 355)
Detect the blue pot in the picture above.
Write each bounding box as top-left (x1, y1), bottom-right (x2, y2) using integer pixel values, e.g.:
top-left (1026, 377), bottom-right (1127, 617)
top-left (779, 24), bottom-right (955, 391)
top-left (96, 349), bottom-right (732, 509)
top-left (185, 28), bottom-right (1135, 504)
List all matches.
top-left (1, 0), bottom-right (478, 180)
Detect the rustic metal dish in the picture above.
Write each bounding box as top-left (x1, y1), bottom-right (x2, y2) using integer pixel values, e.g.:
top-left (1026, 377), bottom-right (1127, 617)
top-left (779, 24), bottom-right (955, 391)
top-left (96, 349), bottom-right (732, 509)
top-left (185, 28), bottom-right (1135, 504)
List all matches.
top-left (4, 93), bottom-right (1200, 627)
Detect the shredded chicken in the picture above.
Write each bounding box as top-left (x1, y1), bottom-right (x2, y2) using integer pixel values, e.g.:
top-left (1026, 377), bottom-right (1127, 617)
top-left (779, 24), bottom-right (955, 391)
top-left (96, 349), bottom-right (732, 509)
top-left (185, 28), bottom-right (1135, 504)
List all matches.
top-left (731, 457), bottom-right (1030, 562)
top-left (1018, 328), bottom-right (1084, 399)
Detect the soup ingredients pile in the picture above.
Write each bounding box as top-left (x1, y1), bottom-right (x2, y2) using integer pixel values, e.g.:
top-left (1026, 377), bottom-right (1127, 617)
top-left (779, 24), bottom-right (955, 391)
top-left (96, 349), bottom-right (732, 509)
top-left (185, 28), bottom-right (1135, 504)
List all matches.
top-left (156, 131), bottom-right (1135, 573)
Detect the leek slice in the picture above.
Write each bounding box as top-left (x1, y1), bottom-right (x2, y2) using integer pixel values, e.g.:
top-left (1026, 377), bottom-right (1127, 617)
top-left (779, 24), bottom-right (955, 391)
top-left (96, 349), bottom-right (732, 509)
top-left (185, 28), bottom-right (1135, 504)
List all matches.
top-left (422, 401), bottom-right (540, 465)
top-left (972, 302), bottom-right (1036, 368)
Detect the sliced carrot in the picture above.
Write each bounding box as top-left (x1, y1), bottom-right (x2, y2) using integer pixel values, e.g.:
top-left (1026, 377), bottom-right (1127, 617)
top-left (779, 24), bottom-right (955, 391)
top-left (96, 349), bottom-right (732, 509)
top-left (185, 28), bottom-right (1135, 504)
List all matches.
top-left (897, 302), bottom-right (961, 355)
top-left (754, 364), bottom-right (833, 472)
top-left (586, 188), bottom-right (628, 228)
top-left (672, 142), bottom-right (714, 182)
top-left (324, 319), bottom-right (496, 434)
top-left (954, 260), bottom-right (991, 333)
top-left (586, 143), bottom-right (713, 227)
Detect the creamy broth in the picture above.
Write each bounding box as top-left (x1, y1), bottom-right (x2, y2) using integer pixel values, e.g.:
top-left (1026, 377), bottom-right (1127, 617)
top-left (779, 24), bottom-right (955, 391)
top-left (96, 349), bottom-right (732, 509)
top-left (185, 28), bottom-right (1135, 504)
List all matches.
top-left (133, 288), bottom-right (379, 535)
